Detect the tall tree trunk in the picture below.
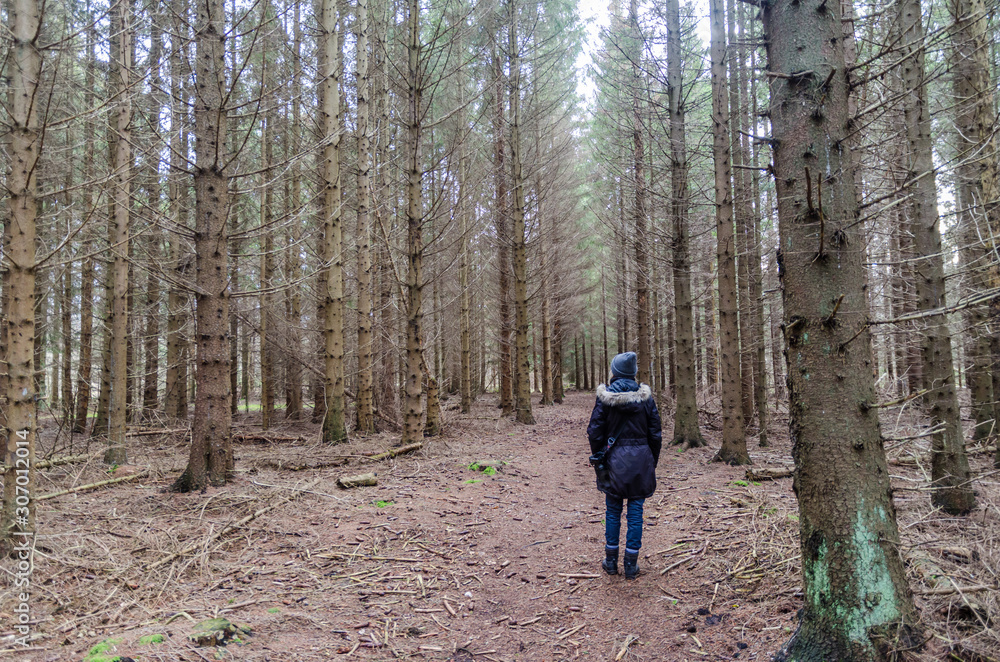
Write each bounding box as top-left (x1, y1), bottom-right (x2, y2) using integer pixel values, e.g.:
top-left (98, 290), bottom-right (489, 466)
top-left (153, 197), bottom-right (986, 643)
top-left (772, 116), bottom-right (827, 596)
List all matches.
top-left (259, 110), bottom-right (275, 431)
top-left (458, 86), bottom-right (473, 415)
top-left (746, 11), bottom-right (768, 447)
top-left (142, 20), bottom-right (164, 421)
top-left (163, 41), bottom-right (188, 419)
top-left (284, 2), bottom-right (304, 421)
top-left (895, 0), bottom-right (975, 514)
top-left (320, 0), bottom-right (347, 443)
top-left (165, 0), bottom-right (188, 421)
top-left (355, 0), bottom-right (375, 433)
top-left (667, 0), bottom-right (704, 448)
top-left (494, 48), bottom-right (513, 416)
top-left (259, 41), bottom-right (276, 428)
top-left (105, 0), bottom-right (132, 465)
top-left (552, 318), bottom-right (564, 403)
top-left (509, 8), bottom-right (534, 425)
top-left (75, 249), bottom-right (95, 432)
top-left (709, 0), bottom-right (748, 465)
top-left (727, 0), bottom-right (754, 428)
top-left (74, 16), bottom-right (98, 433)
top-left (372, 0), bottom-right (396, 425)
top-left (51, 296), bottom-right (60, 413)
top-left (1, 0), bottom-right (42, 545)
top-left (765, 0), bottom-right (922, 656)
top-left (61, 267), bottom-right (73, 425)
top-left (172, 0), bottom-right (233, 490)
top-left (401, 0), bottom-right (425, 444)
top-left (950, 0), bottom-right (999, 447)
top-left (92, 270), bottom-right (112, 436)
top-left (629, 0), bottom-right (650, 385)
top-left (703, 270), bottom-right (717, 389)
top-left (142, 271), bottom-right (160, 419)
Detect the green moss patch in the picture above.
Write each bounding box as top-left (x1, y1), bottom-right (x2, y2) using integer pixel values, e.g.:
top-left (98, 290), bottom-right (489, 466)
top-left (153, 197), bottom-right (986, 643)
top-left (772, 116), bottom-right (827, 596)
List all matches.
top-left (83, 638), bottom-right (123, 662)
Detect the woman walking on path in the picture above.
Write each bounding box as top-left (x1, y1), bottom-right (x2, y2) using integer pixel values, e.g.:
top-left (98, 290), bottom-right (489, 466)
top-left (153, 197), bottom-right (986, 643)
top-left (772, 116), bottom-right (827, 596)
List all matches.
top-left (587, 352), bottom-right (662, 579)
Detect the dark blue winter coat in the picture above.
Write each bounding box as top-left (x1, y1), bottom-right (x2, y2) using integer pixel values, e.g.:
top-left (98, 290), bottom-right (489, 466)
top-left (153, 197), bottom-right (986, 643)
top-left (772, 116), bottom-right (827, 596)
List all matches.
top-left (587, 379), bottom-right (662, 499)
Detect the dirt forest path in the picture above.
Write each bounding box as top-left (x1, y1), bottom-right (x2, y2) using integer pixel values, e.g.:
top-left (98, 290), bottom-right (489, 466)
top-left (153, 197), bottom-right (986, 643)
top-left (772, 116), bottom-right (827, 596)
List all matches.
top-left (14, 391), bottom-right (811, 662)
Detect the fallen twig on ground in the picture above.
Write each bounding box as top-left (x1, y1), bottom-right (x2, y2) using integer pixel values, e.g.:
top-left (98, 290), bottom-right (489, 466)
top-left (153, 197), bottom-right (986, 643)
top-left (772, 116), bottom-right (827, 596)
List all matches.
top-left (37, 471), bottom-right (148, 501)
top-left (366, 442), bottom-right (423, 462)
top-left (144, 478), bottom-right (322, 571)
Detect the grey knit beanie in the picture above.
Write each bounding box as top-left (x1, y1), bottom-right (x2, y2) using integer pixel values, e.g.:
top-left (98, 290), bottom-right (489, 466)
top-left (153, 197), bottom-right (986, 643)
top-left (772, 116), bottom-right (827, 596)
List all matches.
top-left (610, 352), bottom-right (638, 379)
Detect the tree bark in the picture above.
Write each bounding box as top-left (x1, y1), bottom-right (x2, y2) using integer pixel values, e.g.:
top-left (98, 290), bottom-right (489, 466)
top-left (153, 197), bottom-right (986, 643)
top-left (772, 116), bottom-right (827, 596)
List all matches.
top-left (746, 11), bottom-right (768, 447)
top-left (61, 267), bottom-right (73, 425)
top-left (727, 0), bottom-right (754, 428)
top-left (401, 0), bottom-right (425, 444)
top-left (667, 0), bottom-right (704, 448)
top-left (458, 61), bottom-right (473, 415)
top-left (105, 0), bottom-right (132, 465)
top-left (764, 0), bottom-right (923, 656)
top-left (285, 3), bottom-right (304, 420)
top-left (355, 0), bottom-right (375, 433)
top-left (142, 19), bottom-right (164, 421)
top-left (949, 0), bottom-right (999, 447)
top-left (172, 0), bottom-right (233, 491)
top-left (508, 6), bottom-right (535, 426)
top-left (260, 107), bottom-right (275, 431)
top-left (709, 0), bottom-right (748, 465)
top-left (494, 47), bottom-right (513, 417)
top-left (164, 0), bottom-right (188, 422)
top-left (320, 0), bottom-right (347, 443)
top-left (74, 14), bottom-right (98, 433)
top-left (1, 0), bottom-right (42, 545)
top-left (628, 0), bottom-right (650, 385)
top-left (895, 0), bottom-right (975, 514)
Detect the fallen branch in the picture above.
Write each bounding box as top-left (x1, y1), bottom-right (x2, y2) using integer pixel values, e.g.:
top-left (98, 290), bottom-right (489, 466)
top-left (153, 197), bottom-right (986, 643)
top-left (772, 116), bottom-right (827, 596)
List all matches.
top-left (126, 428), bottom-right (189, 437)
top-left (366, 443), bottom-right (423, 462)
top-left (144, 478), bottom-right (322, 571)
top-left (233, 432), bottom-right (306, 444)
top-left (615, 635), bottom-right (638, 661)
top-left (3, 453), bottom-right (95, 472)
top-left (745, 467), bottom-right (794, 481)
top-left (36, 471), bottom-right (148, 501)
top-left (337, 473), bottom-right (377, 489)
top-left (915, 584), bottom-right (993, 596)
top-left (257, 458), bottom-right (348, 471)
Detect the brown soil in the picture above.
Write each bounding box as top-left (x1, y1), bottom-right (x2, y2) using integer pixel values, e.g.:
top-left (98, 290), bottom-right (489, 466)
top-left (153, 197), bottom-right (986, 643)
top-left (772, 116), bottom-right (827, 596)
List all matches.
top-left (2, 391), bottom-right (998, 661)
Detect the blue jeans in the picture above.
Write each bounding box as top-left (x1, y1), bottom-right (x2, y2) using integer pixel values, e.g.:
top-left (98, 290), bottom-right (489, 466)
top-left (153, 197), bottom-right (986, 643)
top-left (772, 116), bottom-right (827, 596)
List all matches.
top-left (605, 494), bottom-right (645, 553)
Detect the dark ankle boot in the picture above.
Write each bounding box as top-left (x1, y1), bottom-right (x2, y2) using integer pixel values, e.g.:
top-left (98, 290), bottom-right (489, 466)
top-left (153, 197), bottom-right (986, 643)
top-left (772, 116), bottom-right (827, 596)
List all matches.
top-left (601, 547), bottom-right (618, 575)
top-left (623, 551), bottom-right (639, 580)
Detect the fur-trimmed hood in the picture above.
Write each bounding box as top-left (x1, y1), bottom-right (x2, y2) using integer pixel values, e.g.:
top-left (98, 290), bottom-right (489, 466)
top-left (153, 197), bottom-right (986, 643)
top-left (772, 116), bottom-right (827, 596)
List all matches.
top-left (596, 383), bottom-right (652, 407)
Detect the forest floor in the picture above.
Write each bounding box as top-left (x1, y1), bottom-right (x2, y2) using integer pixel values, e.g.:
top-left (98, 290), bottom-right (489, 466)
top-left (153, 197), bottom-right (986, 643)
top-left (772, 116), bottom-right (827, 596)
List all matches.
top-left (2, 389), bottom-right (999, 662)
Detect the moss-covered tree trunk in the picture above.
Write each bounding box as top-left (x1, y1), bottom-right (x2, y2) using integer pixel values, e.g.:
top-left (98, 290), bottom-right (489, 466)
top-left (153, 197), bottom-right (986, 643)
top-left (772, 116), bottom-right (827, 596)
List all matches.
top-left (667, 0), bottom-right (703, 448)
top-left (764, 0), bottom-right (922, 656)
